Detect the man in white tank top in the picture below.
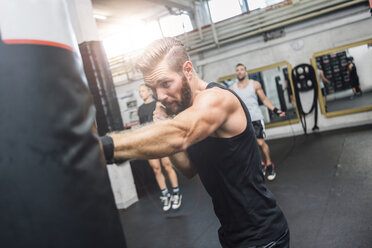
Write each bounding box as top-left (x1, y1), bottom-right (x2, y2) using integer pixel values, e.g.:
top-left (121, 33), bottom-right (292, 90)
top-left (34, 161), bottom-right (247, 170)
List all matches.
top-left (230, 64), bottom-right (285, 181)
top-left (316, 64), bottom-right (331, 111)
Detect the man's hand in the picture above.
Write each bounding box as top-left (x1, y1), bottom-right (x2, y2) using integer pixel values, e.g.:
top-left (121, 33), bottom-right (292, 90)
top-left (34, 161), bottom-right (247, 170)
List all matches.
top-left (273, 107), bottom-right (286, 117)
top-left (278, 110), bottom-right (286, 117)
top-left (153, 102), bottom-right (168, 122)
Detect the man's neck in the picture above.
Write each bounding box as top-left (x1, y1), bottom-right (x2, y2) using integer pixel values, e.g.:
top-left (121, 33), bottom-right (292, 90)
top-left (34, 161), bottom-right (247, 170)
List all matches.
top-left (237, 78), bottom-right (250, 88)
top-left (190, 76), bottom-right (208, 104)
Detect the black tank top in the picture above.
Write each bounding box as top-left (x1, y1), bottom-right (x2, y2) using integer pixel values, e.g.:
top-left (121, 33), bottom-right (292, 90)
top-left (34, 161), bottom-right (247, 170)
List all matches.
top-left (187, 83), bottom-right (288, 247)
top-left (138, 101), bottom-right (156, 124)
top-left (349, 63), bottom-right (359, 85)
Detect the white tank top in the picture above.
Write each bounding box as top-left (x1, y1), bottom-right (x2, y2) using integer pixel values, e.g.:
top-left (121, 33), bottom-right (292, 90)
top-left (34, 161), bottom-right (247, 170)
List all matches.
top-left (232, 80), bottom-right (263, 122)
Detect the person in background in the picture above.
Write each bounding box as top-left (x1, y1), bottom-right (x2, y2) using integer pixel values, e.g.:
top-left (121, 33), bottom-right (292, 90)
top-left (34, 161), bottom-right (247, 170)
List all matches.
top-left (137, 84), bottom-right (182, 212)
top-left (316, 64), bottom-right (331, 111)
top-left (230, 63), bottom-right (285, 181)
top-left (347, 57), bottom-right (362, 99)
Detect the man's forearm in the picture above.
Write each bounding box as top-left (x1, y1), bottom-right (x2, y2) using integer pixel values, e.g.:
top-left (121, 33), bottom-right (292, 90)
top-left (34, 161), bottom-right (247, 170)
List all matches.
top-left (169, 152), bottom-right (197, 179)
top-left (262, 98), bottom-right (276, 111)
top-left (111, 120), bottom-right (187, 160)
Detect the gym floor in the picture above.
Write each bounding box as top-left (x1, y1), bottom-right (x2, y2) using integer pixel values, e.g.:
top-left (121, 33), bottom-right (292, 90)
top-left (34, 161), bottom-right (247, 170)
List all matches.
top-left (327, 90), bottom-right (372, 113)
top-left (119, 124), bottom-right (372, 248)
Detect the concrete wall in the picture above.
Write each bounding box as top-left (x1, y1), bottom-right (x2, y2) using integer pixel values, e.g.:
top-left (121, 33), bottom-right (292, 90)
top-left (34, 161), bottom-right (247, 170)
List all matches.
top-left (115, 80), bottom-right (144, 126)
top-left (191, 6), bottom-right (372, 139)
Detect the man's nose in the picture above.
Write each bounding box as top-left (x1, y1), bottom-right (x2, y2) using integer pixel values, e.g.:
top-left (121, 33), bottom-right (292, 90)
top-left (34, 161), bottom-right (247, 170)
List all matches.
top-left (156, 89), bottom-right (168, 101)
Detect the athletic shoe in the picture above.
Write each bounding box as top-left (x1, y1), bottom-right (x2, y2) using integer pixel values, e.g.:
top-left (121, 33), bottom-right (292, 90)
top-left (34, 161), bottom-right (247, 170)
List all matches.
top-left (160, 194), bottom-right (172, 211)
top-left (266, 164), bottom-right (276, 181)
top-left (171, 194), bottom-right (182, 210)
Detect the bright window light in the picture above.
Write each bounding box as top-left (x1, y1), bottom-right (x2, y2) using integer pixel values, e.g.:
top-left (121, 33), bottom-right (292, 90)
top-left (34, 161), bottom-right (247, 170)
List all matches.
top-left (248, 0), bottom-right (285, 11)
top-left (94, 14), bottom-right (107, 20)
top-left (247, 0), bottom-right (267, 10)
top-left (103, 14), bottom-right (193, 58)
top-left (159, 14), bottom-right (193, 37)
top-left (103, 19), bottom-right (162, 58)
top-left (208, 0), bottom-right (242, 23)
top-left (265, 0), bottom-right (286, 6)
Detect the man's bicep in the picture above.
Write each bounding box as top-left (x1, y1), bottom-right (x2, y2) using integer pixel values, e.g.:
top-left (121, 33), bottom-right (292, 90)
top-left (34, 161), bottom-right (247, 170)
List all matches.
top-left (256, 87), bottom-right (267, 101)
top-left (173, 92), bottom-right (229, 145)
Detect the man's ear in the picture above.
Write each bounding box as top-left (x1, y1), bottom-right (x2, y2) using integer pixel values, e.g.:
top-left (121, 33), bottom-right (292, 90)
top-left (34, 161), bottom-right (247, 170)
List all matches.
top-left (182, 61), bottom-right (193, 80)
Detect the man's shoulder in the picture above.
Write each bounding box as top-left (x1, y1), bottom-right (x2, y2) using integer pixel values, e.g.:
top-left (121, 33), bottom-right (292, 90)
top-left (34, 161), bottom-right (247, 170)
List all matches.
top-left (229, 83), bottom-right (236, 90)
top-left (194, 85), bottom-right (238, 110)
top-left (252, 80), bottom-right (261, 86)
top-left (202, 84), bottom-right (232, 96)
top-left (252, 80), bottom-right (262, 90)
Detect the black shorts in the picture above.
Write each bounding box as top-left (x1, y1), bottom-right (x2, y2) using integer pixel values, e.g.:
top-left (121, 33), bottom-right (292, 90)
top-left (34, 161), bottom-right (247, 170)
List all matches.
top-left (321, 87), bottom-right (326, 96)
top-left (252, 120), bottom-right (266, 139)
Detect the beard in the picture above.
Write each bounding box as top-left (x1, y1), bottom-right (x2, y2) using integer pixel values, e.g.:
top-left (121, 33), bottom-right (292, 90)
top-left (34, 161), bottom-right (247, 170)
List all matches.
top-left (165, 75), bottom-right (191, 116)
top-left (237, 74), bottom-right (246, 81)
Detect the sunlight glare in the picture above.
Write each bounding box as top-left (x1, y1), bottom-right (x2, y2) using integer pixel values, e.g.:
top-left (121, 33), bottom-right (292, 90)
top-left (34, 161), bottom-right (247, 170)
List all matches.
top-left (103, 19), bottom-right (162, 58)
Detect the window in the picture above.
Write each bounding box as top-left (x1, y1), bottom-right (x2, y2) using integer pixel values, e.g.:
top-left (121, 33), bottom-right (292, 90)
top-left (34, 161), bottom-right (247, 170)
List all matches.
top-left (247, 0), bottom-right (285, 11)
top-left (208, 0), bottom-right (243, 23)
top-left (159, 14), bottom-right (193, 37)
top-left (247, 0), bottom-right (266, 10)
top-left (103, 14), bottom-right (193, 58)
top-left (103, 19), bottom-right (162, 58)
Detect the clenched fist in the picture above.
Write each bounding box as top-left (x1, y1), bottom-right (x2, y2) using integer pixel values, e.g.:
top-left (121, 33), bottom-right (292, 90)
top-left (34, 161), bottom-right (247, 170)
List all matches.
top-left (153, 101), bottom-right (168, 122)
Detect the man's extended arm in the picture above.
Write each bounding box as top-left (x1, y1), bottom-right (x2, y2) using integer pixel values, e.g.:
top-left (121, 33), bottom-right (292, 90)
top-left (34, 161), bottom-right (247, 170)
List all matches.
top-left (255, 81), bottom-right (285, 117)
top-left (110, 89), bottom-right (232, 160)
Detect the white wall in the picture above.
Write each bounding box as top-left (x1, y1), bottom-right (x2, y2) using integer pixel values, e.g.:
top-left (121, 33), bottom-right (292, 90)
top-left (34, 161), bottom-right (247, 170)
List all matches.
top-left (115, 80), bottom-right (144, 126)
top-left (192, 6), bottom-right (372, 139)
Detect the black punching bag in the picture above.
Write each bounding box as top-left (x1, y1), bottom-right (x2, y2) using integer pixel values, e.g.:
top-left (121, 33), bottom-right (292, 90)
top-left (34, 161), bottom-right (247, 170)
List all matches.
top-left (0, 1), bottom-right (127, 247)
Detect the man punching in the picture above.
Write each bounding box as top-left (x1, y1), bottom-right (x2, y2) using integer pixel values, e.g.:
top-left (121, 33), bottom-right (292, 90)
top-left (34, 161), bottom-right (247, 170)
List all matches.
top-left (100, 37), bottom-right (289, 248)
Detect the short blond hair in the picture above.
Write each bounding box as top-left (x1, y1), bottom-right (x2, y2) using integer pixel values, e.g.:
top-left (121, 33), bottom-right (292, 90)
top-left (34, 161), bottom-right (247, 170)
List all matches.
top-left (139, 83), bottom-right (151, 91)
top-left (136, 37), bottom-right (189, 75)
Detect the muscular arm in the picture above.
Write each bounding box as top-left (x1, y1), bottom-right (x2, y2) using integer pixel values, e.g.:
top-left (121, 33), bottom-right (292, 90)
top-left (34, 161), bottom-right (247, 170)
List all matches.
top-left (255, 81), bottom-right (276, 110)
top-left (111, 88), bottom-right (236, 176)
top-left (152, 101), bottom-right (197, 178)
top-left (255, 81), bottom-right (285, 117)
